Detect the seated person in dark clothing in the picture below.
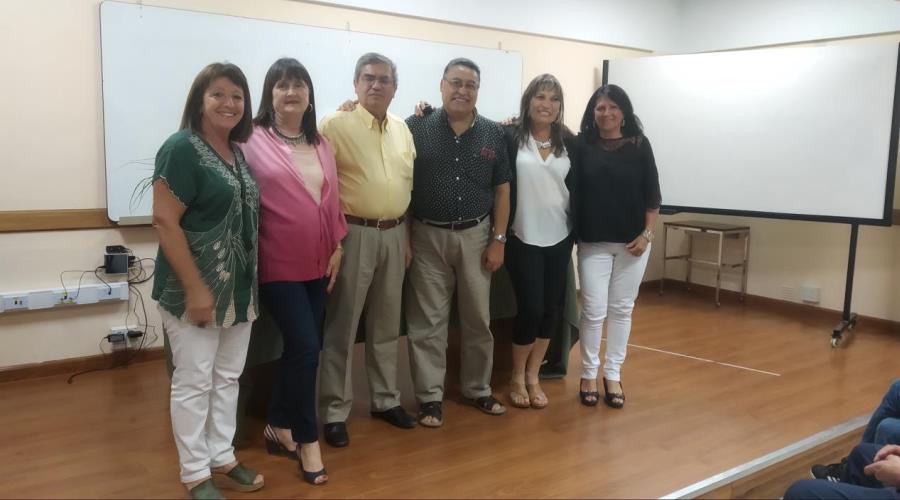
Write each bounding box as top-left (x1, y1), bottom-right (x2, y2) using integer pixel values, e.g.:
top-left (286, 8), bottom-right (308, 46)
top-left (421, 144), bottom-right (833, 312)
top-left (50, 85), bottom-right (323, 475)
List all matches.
top-left (812, 379), bottom-right (900, 482)
top-left (784, 443), bottom-right (900, 500)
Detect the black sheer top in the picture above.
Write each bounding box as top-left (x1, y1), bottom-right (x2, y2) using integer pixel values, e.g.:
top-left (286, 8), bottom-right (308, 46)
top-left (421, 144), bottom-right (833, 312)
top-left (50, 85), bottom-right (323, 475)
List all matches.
top-left (570, 134), bottom-right (662, 244)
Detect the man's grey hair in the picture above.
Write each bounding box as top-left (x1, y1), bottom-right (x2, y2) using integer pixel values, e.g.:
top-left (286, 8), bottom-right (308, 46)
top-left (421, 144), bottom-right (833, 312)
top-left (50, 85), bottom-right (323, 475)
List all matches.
top-left (354, 52), bottom-right (398, 85)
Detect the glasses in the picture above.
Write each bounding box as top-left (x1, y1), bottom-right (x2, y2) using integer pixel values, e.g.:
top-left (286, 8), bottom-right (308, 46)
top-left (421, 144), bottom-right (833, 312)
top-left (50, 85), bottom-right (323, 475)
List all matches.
top-left (443, 78), bottom-right (479, 92)
top-left (360, 74), bottom-right (394, 87)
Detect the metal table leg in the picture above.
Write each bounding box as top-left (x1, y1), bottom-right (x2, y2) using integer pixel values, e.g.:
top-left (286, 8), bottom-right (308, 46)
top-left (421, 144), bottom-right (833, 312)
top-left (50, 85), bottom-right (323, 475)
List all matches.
top-left (740, 231), bottom-right (750, 302)
top-left (715, 232), bottom-right (724, 307)
top-left (685, 232), bottom-right (694, 290)
top-left (660, 225), bottom-right (668, 295)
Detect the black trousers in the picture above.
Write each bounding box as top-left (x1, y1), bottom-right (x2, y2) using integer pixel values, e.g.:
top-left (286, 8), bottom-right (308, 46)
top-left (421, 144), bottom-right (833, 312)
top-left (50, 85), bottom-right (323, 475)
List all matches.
top-left (505, 233), bottom-right (574, 346)
top-left (260, 279), bottom-right (327, 444)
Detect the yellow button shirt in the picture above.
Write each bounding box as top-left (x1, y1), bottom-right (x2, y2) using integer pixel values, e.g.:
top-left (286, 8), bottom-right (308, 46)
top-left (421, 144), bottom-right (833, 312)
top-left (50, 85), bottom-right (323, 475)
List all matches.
top-left (319, 105), bottom-right (416, 220)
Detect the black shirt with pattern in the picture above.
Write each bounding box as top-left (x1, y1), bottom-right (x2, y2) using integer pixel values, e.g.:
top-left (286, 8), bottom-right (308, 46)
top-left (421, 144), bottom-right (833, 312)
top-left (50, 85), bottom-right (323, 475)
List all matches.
top-left (406, 108), bottom-right (511, 223)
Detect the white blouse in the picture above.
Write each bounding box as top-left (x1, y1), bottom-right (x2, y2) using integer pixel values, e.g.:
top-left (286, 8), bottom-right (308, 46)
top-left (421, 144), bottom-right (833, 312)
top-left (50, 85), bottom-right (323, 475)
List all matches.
top-left (289, 142), bottom-right (324, 205)
top-left (511, 135), bottom-right (572, 247)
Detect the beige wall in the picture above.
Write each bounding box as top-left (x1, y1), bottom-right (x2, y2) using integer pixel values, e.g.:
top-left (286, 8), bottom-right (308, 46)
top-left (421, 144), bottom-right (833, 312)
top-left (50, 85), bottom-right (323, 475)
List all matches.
top-left (0, 0), bottom-right (642, 368)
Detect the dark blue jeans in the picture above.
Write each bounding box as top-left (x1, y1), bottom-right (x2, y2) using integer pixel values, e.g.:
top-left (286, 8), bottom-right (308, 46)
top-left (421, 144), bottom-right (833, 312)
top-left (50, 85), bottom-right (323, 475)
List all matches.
top-left (863, 380), bottom-right (900, 446)
top-left (785, 443), bottom-right (900, 499)
top-left (260, 279), bottom-right (328, 444)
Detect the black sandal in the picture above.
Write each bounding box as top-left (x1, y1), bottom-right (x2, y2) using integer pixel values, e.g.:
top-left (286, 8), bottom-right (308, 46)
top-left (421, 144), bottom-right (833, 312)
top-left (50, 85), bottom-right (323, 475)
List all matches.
top-left (579, 378), bottom-right (599, 407)
top-left (418, 401), bottom-right (443, 427)
top-left (264, 424), bottom-right (298, 461)
top-left (298, 451), bottom-right (328, 486)
top-left (603, 377), bottom-right (625, 409)
top-left (467, 395), bottom-right (507, 415)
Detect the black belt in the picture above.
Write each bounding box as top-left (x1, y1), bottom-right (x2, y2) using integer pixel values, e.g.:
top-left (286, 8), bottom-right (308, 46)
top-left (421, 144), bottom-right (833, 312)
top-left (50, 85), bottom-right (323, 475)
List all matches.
top-left (417, 213), bottom-right (489, 231)
top-left (345, 214), bottom-right (405, 230)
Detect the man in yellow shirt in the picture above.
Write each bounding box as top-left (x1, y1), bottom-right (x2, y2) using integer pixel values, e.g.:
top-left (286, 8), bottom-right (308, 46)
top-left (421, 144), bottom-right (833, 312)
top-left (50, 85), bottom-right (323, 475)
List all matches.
top-left (318, 53), bottom-right (417, 448)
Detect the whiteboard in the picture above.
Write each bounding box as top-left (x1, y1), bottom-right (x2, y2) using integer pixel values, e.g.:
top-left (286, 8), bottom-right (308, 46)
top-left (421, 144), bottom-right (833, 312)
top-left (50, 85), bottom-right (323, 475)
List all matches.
top-left (100, 1), bottom-right (522, 223)
top-left (606, 43), bottom-right (900, 225)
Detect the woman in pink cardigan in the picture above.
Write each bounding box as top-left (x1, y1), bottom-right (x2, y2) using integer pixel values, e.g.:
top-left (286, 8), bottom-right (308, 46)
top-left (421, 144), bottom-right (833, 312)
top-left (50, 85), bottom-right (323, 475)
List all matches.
top-left (241, 58), bottom-right (347, 486)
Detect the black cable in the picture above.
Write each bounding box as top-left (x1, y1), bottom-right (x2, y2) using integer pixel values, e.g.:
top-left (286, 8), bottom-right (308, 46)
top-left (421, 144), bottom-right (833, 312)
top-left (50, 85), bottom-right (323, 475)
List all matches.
top-left (59, 270), bottom-right (82, 300)
top-left (67, 337), bottom-right (114, 384)
top-left (68, 253), bottom-right (159, 384)
top-left (59, 270), bottom-right (94, 302)
top-left (112, 283), bottom-right (151, 369)
top-left (128, 258), bottom-right (156, 285)
top-left (93, 266), bottom-right (112, 295)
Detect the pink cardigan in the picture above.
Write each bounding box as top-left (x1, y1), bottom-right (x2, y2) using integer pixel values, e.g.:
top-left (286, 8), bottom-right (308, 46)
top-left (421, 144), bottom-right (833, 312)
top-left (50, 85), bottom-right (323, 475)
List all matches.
top-left (242, 126), bottom-right (348, 284)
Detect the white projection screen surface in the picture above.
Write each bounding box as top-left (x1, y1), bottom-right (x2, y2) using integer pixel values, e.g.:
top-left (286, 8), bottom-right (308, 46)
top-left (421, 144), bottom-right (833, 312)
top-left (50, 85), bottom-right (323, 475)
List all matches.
top-left (605, 43), bottom-right (900, 225)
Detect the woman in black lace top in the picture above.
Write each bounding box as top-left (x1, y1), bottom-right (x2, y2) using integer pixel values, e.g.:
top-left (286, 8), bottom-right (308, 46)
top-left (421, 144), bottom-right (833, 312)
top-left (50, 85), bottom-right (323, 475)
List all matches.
top-left (570, 84), bottom-right (661, 409)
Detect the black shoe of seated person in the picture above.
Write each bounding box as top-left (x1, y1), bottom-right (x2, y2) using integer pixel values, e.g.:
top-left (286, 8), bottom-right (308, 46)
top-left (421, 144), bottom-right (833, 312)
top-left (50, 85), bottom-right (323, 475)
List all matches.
top-left (810, 457), bottom-right (846, 482)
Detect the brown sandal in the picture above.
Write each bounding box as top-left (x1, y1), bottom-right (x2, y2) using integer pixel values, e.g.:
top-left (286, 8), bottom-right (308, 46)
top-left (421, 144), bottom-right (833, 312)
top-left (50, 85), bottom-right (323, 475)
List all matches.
top-left (509, 381), bottom-right (530, 408)
top-left (526, 383), bottom-right (549, 409)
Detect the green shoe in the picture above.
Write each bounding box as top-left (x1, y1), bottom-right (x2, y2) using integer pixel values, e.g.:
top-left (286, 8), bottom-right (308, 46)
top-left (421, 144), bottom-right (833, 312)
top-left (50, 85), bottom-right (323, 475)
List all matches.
top-left (188, 478), bottom-right (223, 500)
top-left (212, 463), bottom-right (264, 492)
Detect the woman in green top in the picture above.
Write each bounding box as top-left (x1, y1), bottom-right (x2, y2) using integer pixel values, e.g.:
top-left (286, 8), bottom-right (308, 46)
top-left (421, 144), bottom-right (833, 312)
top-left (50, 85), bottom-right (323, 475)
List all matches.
top-left (152, 62), bottom-right (263, 499)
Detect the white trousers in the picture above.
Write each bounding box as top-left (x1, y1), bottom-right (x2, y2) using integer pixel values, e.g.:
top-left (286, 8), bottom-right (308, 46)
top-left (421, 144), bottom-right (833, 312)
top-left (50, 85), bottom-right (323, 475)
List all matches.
top-left (577, 242), bottom-right (650, 381)
top-left (161, 308), bottom-right (252, 483)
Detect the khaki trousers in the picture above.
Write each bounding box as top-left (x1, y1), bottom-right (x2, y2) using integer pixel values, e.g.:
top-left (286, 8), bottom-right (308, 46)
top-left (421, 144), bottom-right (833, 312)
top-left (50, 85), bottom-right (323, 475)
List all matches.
top-left (405, 217), bottom-right (494, 402)
top-left (319, 222), bottom-right (406, 423)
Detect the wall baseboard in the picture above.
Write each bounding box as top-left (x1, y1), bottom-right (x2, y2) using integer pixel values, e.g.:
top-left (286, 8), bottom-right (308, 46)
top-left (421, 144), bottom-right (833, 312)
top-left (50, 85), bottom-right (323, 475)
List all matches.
top-left (0, 346), bottom-right (164, 384)
top-left (0, 209), bottom-right (116, 233)
top-left (643, 279), bottom-right (900, 333)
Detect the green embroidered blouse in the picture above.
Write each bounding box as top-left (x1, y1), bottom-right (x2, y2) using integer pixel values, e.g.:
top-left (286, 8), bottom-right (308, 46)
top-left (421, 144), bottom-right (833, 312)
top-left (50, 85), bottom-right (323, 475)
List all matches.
top-left (151, 130), bottom-right (260, 327)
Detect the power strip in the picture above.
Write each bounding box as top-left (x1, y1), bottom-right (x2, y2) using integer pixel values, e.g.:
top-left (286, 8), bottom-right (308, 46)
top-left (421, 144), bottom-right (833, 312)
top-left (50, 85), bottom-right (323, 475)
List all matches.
top-left (0, 282), bottom-right (129, 313)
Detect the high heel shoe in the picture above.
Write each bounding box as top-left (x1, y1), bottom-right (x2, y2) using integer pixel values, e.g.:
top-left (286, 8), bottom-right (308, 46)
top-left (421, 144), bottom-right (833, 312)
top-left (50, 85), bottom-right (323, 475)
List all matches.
top-left (264, 424), bottom-right (298, 461)
top-left (298, 446), bottom-right (328, 486)
top-left (602, 377), bottom-right (625, 409)
top-left (579, 378), bottom-right (599, 407)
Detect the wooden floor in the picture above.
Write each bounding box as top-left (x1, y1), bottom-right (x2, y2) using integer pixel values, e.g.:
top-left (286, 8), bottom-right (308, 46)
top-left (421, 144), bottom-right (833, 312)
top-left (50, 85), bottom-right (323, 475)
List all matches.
top-left (2, 288), bottom-right (900, 499)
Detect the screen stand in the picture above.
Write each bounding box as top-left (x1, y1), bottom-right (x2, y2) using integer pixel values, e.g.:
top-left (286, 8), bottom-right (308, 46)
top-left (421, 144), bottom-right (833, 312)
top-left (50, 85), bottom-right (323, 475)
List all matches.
top-left (831, 223), bottom-right (859, 347)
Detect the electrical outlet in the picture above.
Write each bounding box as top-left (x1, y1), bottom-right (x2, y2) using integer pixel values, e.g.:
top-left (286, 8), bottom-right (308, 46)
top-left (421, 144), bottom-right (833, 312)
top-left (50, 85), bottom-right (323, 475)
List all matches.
top-left (1, 295), bottom-right (28, 311)
top-left (800, 285), bottom-right (821, 304)
top-left (0, 283), bottom-right (127, 315)
top-left (111, 325), bottom-right (142, 348)
top-left (109, 325), bottom-right (139, 335)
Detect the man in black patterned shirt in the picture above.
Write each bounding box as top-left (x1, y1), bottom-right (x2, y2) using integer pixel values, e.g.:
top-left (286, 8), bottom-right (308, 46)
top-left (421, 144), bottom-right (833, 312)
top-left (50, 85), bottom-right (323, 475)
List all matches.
top-left (404, 58), bottom-right (511, 427)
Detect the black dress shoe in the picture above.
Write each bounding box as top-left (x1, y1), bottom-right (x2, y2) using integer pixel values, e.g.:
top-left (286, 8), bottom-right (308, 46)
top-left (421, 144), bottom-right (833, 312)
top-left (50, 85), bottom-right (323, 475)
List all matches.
top-left (371, 406), bottom-right (418, 429)
top-left (323, 422), bottom-right (349, 447)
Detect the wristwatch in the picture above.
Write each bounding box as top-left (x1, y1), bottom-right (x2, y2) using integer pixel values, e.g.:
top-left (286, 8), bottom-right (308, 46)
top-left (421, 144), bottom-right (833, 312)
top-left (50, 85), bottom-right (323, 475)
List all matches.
top-left (494, 233), bottom-right (508, 244)
top-left (641, 229), bottom-right (654, 242)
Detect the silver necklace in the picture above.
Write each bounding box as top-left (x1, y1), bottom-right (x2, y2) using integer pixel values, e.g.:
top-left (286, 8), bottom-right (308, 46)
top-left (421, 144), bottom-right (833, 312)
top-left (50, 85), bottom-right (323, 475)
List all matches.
top-left (533, 135), bottom-right (552, 150)
top-left (273, 126), bottom-right (306, 146)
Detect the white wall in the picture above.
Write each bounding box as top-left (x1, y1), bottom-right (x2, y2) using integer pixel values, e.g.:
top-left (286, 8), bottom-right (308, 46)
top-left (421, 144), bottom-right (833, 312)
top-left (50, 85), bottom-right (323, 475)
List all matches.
top-left (310, 0), bottom-right (900, 53)
top-left (677, 0), bottom-right (900, 53)
top-left (307, 0), bottom-right (680, 51)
